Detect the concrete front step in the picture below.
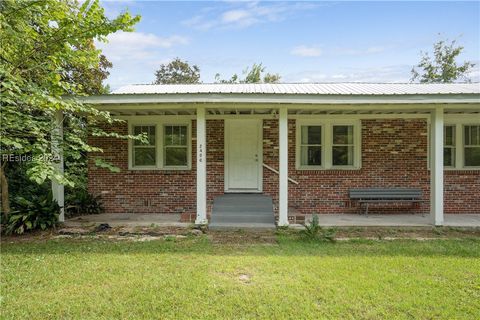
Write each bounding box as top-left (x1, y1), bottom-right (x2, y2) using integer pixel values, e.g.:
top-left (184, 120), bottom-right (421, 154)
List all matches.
top-left (213, 210), bottom-right (274, 216)
top-left (210, 193), bottom-right (275, 227)
top-left (209, 222), bottom-right (277, 230)
top-left (211, 214), bottom-right (275, 224)
top-left (213, 204), bottom-right (274, 211)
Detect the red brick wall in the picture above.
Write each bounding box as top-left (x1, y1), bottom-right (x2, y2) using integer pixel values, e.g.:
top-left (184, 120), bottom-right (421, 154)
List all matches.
top-left (445, 171), bottom-right (480, 213)
top-left (88, 118), bottom-right (479, 215)
top-left (262, 119), bottom-right (431, 214)
top-left (88, 121), bottom-right (197, 215)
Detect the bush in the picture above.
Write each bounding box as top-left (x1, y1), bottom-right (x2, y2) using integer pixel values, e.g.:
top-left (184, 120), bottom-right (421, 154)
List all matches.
top-left (302, 214), bottom-right (336, 242)
top-left (65, 190), bottom-right (104, 216)
top-left (5, 192), bottom-right (60, 235)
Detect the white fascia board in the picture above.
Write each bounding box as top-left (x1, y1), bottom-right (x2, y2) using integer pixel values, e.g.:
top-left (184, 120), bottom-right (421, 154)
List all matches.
top-left (78, 93), bottom-right (480, 105)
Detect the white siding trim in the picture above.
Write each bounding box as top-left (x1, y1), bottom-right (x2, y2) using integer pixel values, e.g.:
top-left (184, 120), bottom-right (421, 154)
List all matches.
top-left (52, 110), bottom-right (65, 222)
top-left (195, 107), bottom-right (208, 225)
top-left (430, 107), bottom-right (444, 226)
top-left (278, 107), bottom-right (289, 227)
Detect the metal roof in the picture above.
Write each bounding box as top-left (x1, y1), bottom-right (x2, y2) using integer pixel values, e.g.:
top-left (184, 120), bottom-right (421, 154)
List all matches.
top-left (113, 82), bottom-right (480, 95)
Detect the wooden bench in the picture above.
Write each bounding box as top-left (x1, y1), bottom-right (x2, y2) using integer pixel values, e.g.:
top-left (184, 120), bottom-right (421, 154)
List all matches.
top-left (349, 188), bottom-right (424, 215)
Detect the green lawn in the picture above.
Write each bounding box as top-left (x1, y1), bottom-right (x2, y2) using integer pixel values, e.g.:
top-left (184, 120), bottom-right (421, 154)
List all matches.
top-left (2, 234), bottom-right (480, 319)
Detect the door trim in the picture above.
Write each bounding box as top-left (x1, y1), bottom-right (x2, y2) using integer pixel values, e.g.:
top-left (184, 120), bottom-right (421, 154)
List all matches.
top-left (224, 119), bottom-right (263, 193)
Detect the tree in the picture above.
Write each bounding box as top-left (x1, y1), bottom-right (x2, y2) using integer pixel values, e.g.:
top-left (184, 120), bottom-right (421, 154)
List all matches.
top-left (0, 0), bottom-right (140, 219)
top-left (410, 38), bottom-right (476, 83)
top-left (154, 58), bottom-right (201, 84)
top-left (64, 40), bottom-right (113, 95)
top-left (215, 63), bottom-right (281, 84)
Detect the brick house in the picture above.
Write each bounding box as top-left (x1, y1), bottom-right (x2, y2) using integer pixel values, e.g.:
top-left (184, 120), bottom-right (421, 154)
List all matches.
top-left (63, 83), bottom-right (480, 226)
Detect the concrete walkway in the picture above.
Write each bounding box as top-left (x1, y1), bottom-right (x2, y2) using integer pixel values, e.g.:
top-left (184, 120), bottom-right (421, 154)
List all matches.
top-left (66, 213), bottom-right (480, 228)
top-left (313, 214), bottom-right (480, 227)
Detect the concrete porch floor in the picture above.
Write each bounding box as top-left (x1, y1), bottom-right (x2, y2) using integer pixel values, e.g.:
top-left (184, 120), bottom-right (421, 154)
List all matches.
top-left (65, 213), bottom-right (480, 228)
top-left (311, 214), bottom-right (480, 227)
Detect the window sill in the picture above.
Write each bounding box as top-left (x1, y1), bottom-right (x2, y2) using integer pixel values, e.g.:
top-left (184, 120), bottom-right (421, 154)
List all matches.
top-left (128, 166), bottom-right (192, 171)
top-left (444, 168), bottom-right (480, 174)
top-left (296, 166), bottom-right (361, 171)
top-left (429, 167), bottom-right (480, 171)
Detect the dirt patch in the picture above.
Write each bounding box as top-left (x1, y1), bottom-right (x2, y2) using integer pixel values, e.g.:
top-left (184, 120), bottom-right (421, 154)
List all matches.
top-left (208, 229), bottom-right (278, 245)
top-left (238, 274), bottom-right (252, 284)
top-left (2, 225), bottom-right (479, 244)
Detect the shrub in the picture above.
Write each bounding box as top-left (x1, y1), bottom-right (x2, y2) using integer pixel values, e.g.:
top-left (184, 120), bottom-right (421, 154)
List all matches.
top-left (302, 214), bottom-right (336, 242)
top-left (66, 191), bottom-right (104, 216)
top-left (5, 192), bottom-right (60, 235)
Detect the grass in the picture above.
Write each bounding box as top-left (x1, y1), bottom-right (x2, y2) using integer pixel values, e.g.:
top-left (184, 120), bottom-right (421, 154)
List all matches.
top-left (1, 233), bottom-right (480, 319)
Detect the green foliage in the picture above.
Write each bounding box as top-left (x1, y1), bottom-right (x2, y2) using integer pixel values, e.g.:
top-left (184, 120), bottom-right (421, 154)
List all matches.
top-left (0, 0), bottom-right (140, 187)
top-left (154, 58), bottom-right (201, 84)
top-left (94, 158), bottom-right (121, 173)
top-left (411, 38), bottom-right (476, 83)
top-left (65, 190), bottom-right (104, 216)
top-left (215, 63), bottom-right (281, 84)
top-left (301, 214), bottom-right (336, 241)
top-left (5, 193), bottom-right (60, 235)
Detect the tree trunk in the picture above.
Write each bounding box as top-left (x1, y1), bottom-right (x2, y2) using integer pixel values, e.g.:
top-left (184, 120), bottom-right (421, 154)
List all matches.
top-left (0, 161), bottom-right (10, 222)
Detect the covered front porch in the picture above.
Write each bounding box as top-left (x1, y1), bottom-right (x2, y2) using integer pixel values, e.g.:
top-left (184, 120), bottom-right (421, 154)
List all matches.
top-left (66, 212), bottom-right (480, 228)
top-left (57, 83), bottom-right (480, 227)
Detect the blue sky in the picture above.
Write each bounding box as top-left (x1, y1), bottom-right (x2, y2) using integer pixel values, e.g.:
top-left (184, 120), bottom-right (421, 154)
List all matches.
top-left (98, 1), bottom-right (480, 89)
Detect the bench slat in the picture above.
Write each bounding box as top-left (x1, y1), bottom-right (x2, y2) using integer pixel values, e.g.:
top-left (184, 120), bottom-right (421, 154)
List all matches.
top-left (349, 188), bottom-right (423, 200)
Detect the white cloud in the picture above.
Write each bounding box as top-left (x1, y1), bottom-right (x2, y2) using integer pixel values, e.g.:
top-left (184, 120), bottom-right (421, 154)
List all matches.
top-left (96, 31), bottom-right (190, 89)
top-left (291, 45), bottom-right (322, 57)
top-left (332, 46), bottom-right (388, 56)
top-left (222, 9), bottom-right (250, 23)
top-left (291, 45), bottom-right (387, 58)
top-left (285, 65), bottom-right (413, 83)
top-left (105, 32), bottom-right (188, 50)
top-left (183, 2), bottom-right (319, 30)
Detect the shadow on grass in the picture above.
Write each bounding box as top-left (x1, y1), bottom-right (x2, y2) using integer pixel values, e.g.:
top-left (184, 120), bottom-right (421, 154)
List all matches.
top-left (2, 235), bottom-right (480, 258)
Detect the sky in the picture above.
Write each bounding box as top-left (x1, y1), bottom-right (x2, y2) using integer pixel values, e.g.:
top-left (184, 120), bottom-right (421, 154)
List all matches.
top-left (97, 1), bottom-right (480, 90)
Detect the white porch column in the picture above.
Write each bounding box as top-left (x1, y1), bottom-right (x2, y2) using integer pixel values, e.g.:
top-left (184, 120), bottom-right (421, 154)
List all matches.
top-left (52, 110), bottom-right (65, 222)
top-left (195, 106), bottom-right (208, 225)
top-left (430, 106), bottom-right (444, 226)
top-left (278, 107), bottom-right (289, 226)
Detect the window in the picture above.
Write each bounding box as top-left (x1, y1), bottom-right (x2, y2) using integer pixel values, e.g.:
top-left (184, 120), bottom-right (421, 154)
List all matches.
top-left (332, 125), bottom-right (354, 166)
top-left (133, 125), bottom-right (156, 167)
top-left (464, 125), bottom-right (480, 167)
top-left (164, 125), bottom-right (188, 167)
top-left (444, 125), bottom-right (455, 167)
top-left (296, 120), bottom-right (360, 169)
top-left (430, 120), bottom-right (480, 170)
top-left (300, 126), bottom-right (322, 166)
top-left (129, 121), bottom-right (191, 170)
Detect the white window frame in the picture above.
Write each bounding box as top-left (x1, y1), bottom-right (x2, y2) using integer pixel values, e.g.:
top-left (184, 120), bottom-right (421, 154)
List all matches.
top-left (131, 124), bottom-right (158, 169)
top-left (443, 125), bottom-right (456, 168)
top-left (428, 115), bottom-right (480, 170)
top-left (128, 119), bottom-right (192, 170)
top-left (295, 119), bottom-right (361, 170)
top-left (463, 124), bottom-right (480, 169)
top-left (298, 124), bottom-right (324, 169)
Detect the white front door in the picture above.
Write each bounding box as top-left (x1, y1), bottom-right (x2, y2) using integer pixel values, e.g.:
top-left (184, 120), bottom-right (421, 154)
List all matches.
top-left (225, 119), bottom-right (262, 192)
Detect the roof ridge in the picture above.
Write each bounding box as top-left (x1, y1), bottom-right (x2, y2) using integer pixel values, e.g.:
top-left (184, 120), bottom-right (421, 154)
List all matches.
top-left (124, 82), bottom-right (480, 86)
